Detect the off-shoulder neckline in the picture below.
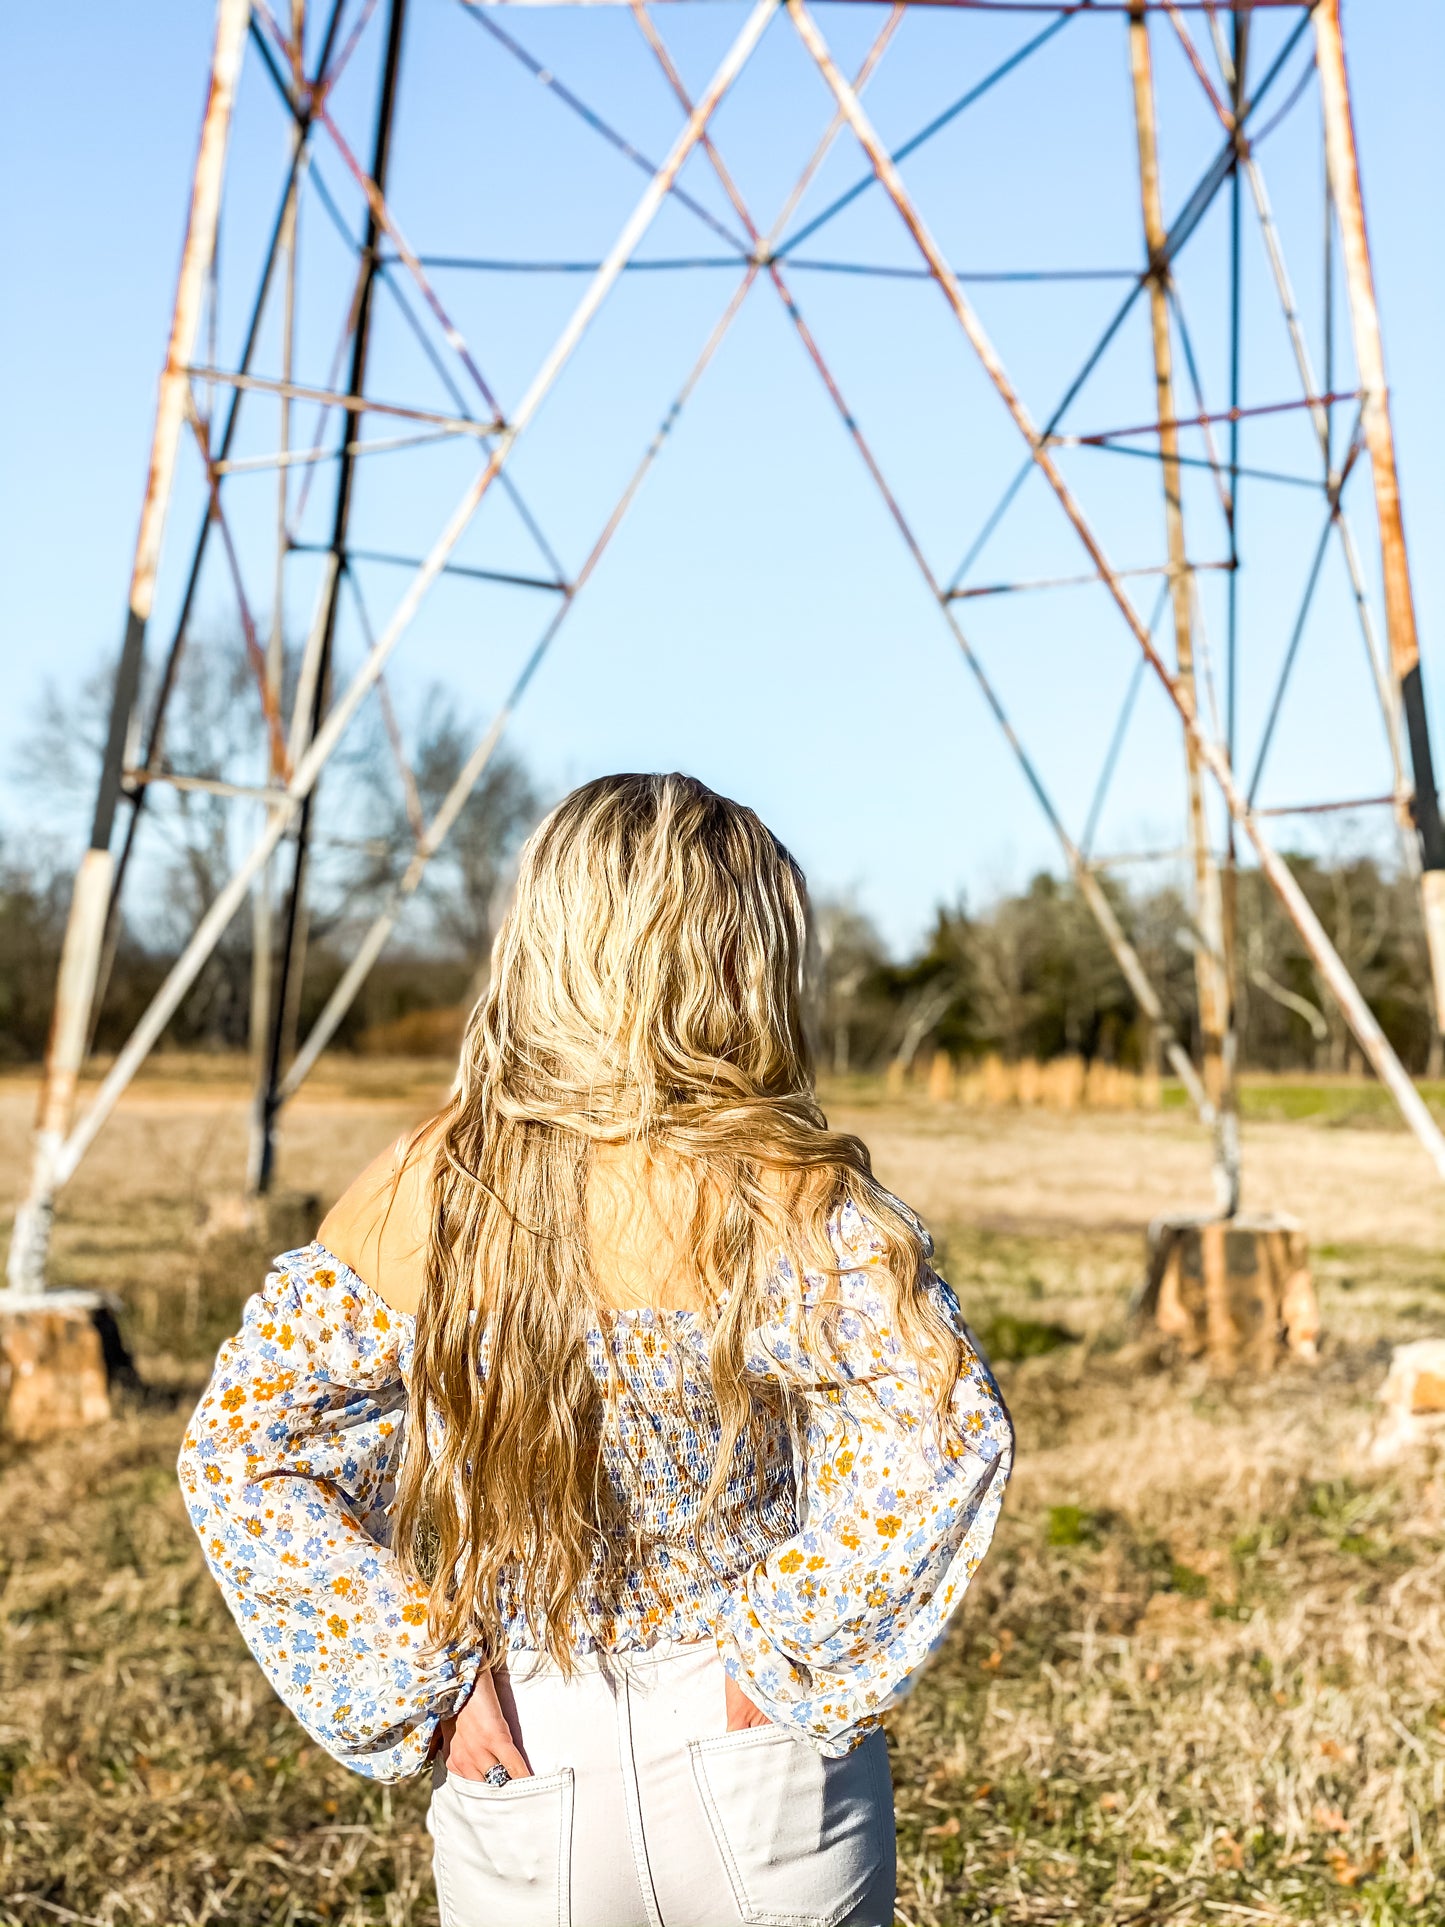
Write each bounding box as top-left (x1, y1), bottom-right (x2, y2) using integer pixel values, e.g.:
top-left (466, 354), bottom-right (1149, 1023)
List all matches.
top-left (291, 1240), bottom-right (709, 1329)
top-left (288, 1196), bottom-right (896, 1334)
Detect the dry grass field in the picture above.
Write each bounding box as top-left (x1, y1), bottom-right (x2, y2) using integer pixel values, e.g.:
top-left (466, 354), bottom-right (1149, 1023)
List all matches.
top-left (3, 1059), bottom-right (1445, 1926)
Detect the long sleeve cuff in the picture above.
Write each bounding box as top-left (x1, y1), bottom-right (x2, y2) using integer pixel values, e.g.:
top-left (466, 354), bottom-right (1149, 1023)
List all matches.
top-left (712, 1201), bottom-right (1014, 1754)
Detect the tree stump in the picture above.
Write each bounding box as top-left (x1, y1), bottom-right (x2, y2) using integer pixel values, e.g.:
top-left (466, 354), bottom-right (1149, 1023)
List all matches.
top-left (1136, 1214), bottom-right (1319, 1372)
top-left (0, 1291), bottom-right (112, 1442)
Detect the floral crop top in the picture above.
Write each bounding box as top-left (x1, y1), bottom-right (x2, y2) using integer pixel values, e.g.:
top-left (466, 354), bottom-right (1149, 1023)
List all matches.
top-left (178, 1198), bottom-right (1012, 1781)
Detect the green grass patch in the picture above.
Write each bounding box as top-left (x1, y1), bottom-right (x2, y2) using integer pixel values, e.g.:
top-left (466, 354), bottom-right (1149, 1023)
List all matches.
top-left (1160, 1074), bottom-right (1445, 1128)
top-left (980, 1311), bottom-right (1078, 1363)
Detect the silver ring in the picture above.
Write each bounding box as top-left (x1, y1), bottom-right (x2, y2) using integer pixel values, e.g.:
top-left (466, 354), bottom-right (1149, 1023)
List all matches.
top-left (483, 1763), bottom-right (512, 1787)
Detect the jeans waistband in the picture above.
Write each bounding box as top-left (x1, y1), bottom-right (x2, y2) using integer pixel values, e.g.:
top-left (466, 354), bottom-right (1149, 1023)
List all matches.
top-left (499, 1633), bottom-right (715, 1682)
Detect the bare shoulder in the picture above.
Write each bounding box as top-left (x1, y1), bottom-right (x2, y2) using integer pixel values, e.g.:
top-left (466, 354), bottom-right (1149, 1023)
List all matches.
top-left (317, 1115), bottom-right (443, 1316)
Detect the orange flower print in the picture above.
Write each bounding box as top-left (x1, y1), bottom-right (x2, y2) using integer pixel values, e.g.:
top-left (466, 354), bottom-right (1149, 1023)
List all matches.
top-left (176, 1224), bottom-right (1011, 1778)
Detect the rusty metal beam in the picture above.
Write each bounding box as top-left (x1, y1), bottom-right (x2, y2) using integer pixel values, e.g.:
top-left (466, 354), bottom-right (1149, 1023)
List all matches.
top-left (789, 0), bottom-right (1445, 1180)
top-left (400, 253), bottom-right (1135, 281)
top-left (1082, 590), bottom-right (1163, 860)
top-left (1129, 0), bottom-right (1235, 1208)
top-left (458, 0), bottom-right (752, 258)
top-left (1236, 121), bottom-right (1417, 831)
top-left (1314, 0), bottom-right (1445, 1025)
top-left (271, 4), bottom-right (900, 1107)
top-left (626, 2), bottom-right (1211, 1121)
top-left (250, 22), bottom-right (302, 1153)
top-left (1056, 390), bottom-right (1359, 447)
top-left (212, 426), bottom-right (460, 473)
top-left (184, 400), bottom-right (292, 780)
top-left (1225, 3), bottom-right (1247, 775)
top-left (6, 0), bottom-right (253, 1295)
top-left (183, 365), bottom-right (501, 435)
top-left (305, 90), bottom-right (506, 420)
top-left (245, 13), bottom-right (564, 586)
top-left (457, 2), bottom-right (1314, 14)
top-left (86, 0), bottom-right (254, 860)
top-left (290, 541), bottom-right (566, 593)
top-left (280, 266), bottom-right (764, 1099)
top-left (946, 3), bottom-right (1317, 591)
top-left (949, 560), bottom-right (1231, 601)
top-left (775, 3), bottom-right (1079, 257)
top-left (1255, 793), bottom-right (1396, 820)
top-left (89, 0), bottom-right (349, 1087)
top-left (15, 0), bottom-right (1445, 1267)
top-left (254, 0), bottom-right (411, 1195)
top-left (123, 769), bottom-right (291, 805)
top-left (29, 0), bottom-right (780, 1210)
top-left (769, 266), bottom-right (1213, 1117)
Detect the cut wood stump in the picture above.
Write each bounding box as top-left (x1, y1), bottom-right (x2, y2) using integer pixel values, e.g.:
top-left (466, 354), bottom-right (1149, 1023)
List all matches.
top-left (1136, 1213), bottom-right (1320, 1372)
top-left (0, 1292), bottom-right (113, 1442)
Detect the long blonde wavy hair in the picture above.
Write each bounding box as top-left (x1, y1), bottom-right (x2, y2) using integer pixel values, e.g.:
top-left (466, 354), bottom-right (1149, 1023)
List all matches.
top-left (394, 772), bottom-right (964, 1668)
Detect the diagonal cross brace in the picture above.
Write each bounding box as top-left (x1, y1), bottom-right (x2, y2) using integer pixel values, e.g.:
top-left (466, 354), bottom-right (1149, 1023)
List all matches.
top-left (788, 0), bottom-right (1445, 1179)
top-left (6, 0), bottom-right (255, 1294)
top-left (30, 0), bottom-right (781, 1211)
top-left (626, 0), bottom-right (1211, 1120)
top-left (272, 9), bottom-right (902, 1113)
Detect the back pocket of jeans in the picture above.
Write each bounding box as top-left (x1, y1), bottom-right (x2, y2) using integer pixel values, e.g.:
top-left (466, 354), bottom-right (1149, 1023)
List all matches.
top-left (688, 1726), bottom-right (892, 1927)
top-left (428, 1766), bottom-right (574, 1927)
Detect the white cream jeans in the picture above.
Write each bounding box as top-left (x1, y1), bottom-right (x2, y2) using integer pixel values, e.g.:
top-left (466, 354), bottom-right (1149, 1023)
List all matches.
top-left (426, 1638), bottom-right (896, 1927)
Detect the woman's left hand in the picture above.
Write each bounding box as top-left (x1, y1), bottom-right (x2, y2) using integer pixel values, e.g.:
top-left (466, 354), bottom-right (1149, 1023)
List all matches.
top-left (438, 1669), bottom-right (532, 1781)
top-left (724, 1671), bottom-right (772, 1731)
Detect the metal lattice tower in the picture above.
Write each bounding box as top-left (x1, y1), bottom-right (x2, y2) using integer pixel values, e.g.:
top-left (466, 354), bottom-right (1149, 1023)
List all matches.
top-left (10, 0), bottom-right (1445, 1292)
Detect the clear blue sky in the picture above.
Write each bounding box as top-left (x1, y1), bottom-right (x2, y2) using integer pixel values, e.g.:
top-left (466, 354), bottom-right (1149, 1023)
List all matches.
top-left (2, 1), bottom-right (1440, 956)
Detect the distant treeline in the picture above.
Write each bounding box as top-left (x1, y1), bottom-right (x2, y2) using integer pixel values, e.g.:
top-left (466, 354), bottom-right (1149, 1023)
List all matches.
top-left (0, 844), bottom-right (477, 1061)
top-left (3, 635), bottom-right (542, 1069)
top-left (9, 639), bottom-right (1435, 1079)
top-left (2, 838), bottom-right (1437, 1078)
top-left (813, 856), bottom-right (1439, 1080)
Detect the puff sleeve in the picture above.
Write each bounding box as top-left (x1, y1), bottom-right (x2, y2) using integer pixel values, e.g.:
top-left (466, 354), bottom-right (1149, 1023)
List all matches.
top-left (713, 1201), bottom-right (1013, 1755)
top-left (177, 1244), bottom-right (481, 1780)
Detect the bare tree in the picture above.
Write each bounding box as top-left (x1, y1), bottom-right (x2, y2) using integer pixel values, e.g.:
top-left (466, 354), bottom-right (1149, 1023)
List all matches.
top-left (21, 639), bottom-right (275, 1044)
top-left (21, 638), bottom-right (398, 1048)
top-left (384, 695), bottom-right (541, 1000)
top-left (812, 897), bottom-right (889, 1075)
top-left (11, 660), bottom-right (1437, 1080)
top-left (0, 836), bottom-right (67, 1059)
